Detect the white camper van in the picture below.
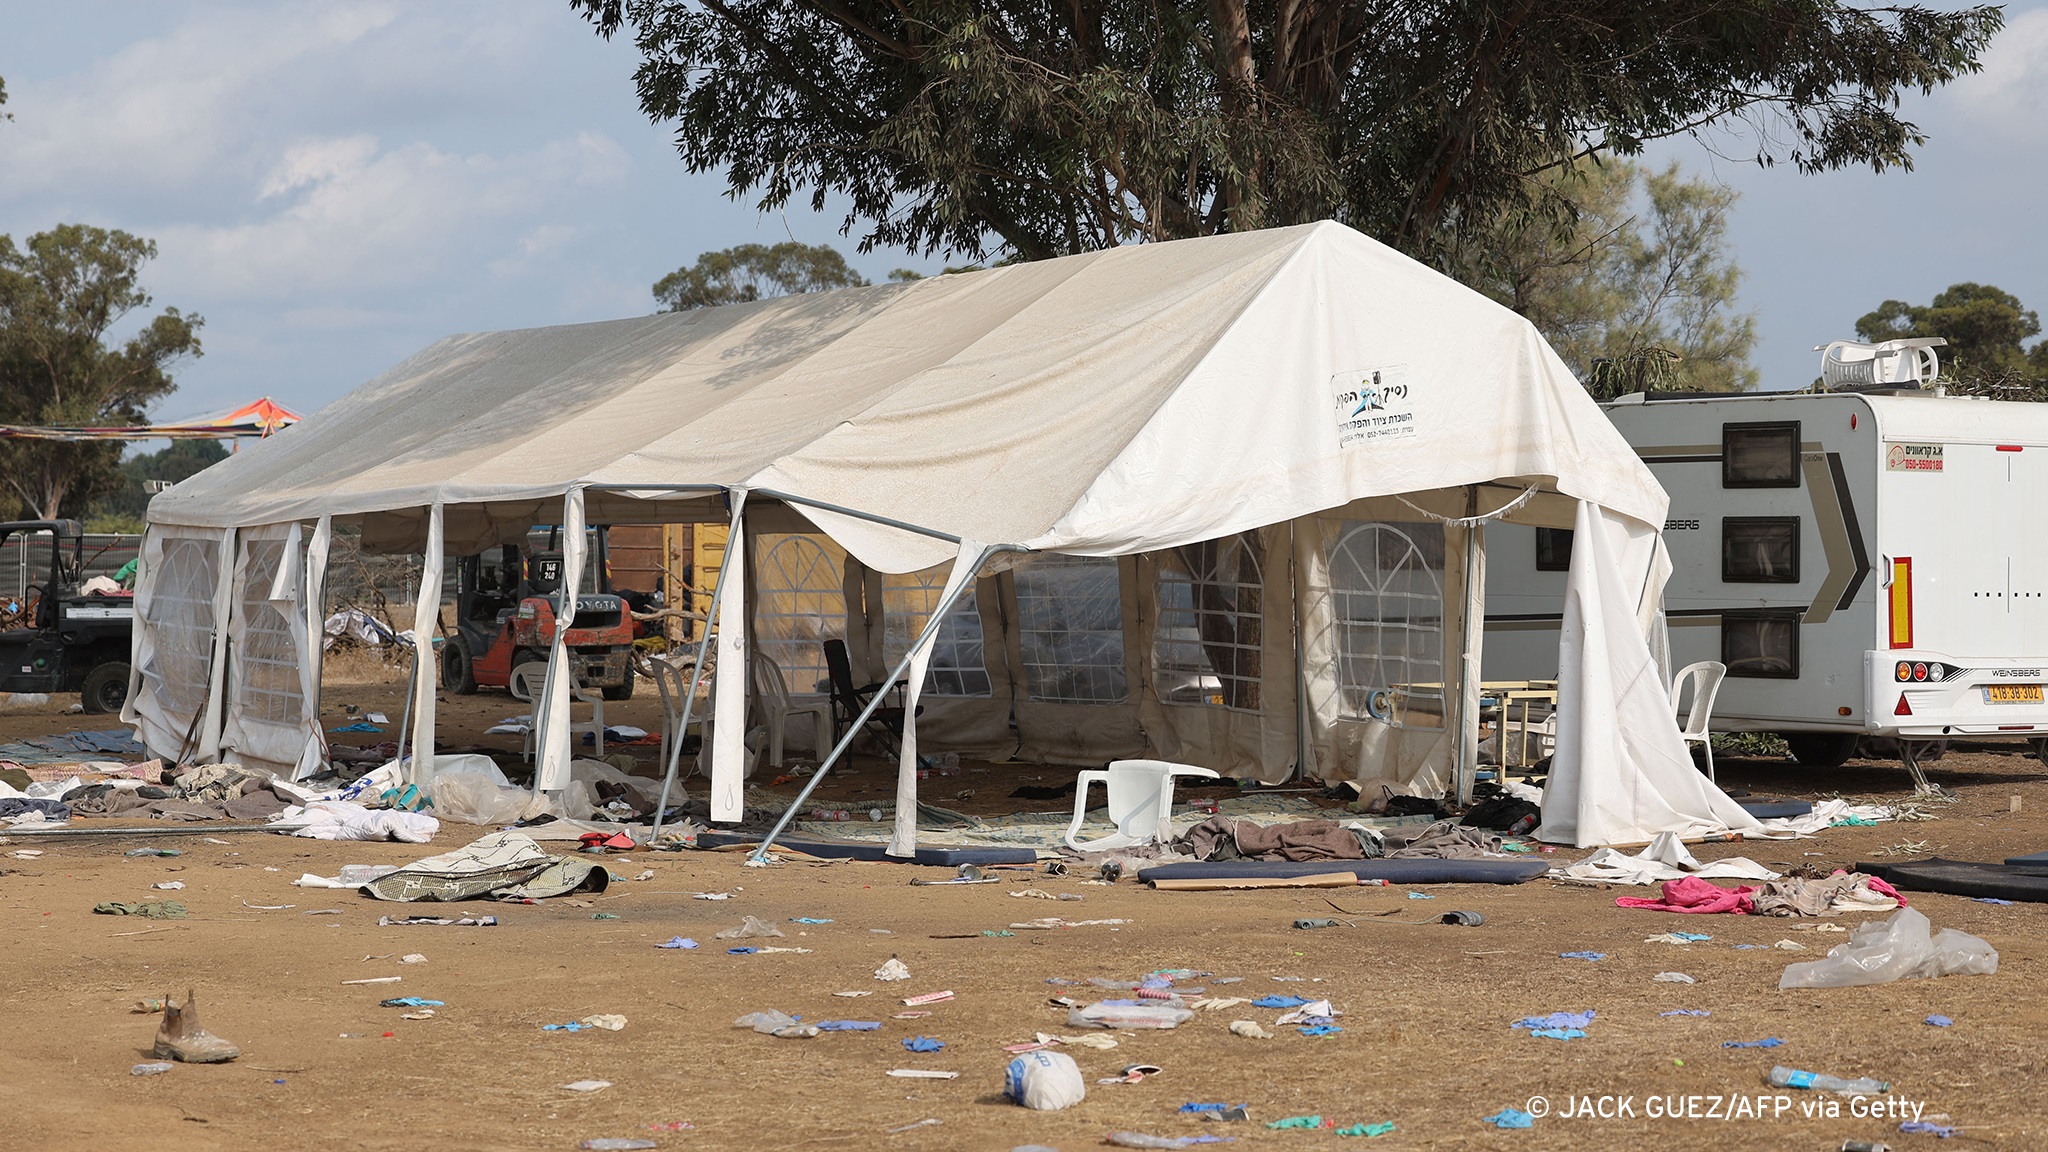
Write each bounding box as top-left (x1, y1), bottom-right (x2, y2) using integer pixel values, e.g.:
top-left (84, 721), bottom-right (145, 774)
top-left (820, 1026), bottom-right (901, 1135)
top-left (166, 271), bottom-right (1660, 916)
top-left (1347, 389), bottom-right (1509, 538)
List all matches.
top-left (1484, 386), bottom-right (2048, 784)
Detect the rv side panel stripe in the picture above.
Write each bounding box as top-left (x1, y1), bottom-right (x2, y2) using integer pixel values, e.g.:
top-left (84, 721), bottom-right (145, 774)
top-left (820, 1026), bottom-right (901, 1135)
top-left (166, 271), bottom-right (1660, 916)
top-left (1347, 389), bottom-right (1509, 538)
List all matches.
top-left (1827, 452), bottom-right (1872, 612)
top-left (1889, 557), bottom-right (1914, 649)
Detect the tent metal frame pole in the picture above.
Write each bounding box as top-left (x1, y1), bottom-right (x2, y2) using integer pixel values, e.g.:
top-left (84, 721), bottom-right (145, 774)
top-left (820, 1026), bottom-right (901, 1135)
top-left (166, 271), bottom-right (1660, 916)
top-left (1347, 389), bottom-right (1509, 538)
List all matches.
top-left (648, 550), bottom-right (735, 841)
top-left (748, 545), bottom-right (1007, 863)
top-left (748, 488), bottom-right (965, 544)
top-left (1454, 485), bottom-right (1480, 808)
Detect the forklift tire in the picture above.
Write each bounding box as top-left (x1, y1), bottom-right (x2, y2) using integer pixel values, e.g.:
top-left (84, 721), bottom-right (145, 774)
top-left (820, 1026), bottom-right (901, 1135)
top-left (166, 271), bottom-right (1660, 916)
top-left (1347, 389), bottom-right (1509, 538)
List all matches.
top-left (1784, 732), bottom-right (1858, 770)
top-left (602, 663), bottom-right (635, 702)
top-left (80, 662), bottom-right (130, 715)
top-left (442, 636), bottom-right (479, 695)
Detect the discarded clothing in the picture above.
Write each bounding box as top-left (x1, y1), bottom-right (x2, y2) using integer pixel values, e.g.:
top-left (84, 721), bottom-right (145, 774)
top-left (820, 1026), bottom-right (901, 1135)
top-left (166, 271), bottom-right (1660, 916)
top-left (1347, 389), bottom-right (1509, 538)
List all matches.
top-left (1615, 876), bottom-right (1758, 915)
top-left (1722, 1037), bottom-right (1784, 1048)
top-left (93, 901), bottom-right (188, 919)
top-left (1175, 816), bottom-right (1369, 862)
top-left (1751, 872), bottom-right (1906, 917)
top-left (357, 830), bottom-right (608, 902)
top-left (1384, 819), bottom-right (1505, 860)
top-left (1483, 1109), bottom-right (1535, 1129)
top-left (0, 797), bottom-right (69, 820)
top-left (1512, 1011), bottom-right (1594, 1031)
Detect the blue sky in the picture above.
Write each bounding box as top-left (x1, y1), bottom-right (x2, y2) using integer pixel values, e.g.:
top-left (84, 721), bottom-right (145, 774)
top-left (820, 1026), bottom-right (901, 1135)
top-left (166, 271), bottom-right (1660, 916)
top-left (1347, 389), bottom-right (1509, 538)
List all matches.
top-left (1, 1), bottom-right (2043, 423)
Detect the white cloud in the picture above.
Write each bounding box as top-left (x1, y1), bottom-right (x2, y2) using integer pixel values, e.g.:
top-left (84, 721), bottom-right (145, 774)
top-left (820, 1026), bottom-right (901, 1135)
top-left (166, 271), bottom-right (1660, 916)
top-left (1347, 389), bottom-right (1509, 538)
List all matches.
top-left (1950, 8), bottom-right (2048, 127)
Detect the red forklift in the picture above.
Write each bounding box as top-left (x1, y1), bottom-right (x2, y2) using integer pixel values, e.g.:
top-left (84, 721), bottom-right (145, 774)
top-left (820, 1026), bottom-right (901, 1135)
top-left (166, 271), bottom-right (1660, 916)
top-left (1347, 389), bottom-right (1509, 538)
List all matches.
top-left (441, 527), bottom-right (636, 701)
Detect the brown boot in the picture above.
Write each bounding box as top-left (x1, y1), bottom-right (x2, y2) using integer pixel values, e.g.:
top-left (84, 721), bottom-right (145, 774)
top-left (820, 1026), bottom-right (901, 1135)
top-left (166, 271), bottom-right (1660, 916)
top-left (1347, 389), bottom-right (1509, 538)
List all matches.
top-left (153, 989), bottom-right (240, 1063)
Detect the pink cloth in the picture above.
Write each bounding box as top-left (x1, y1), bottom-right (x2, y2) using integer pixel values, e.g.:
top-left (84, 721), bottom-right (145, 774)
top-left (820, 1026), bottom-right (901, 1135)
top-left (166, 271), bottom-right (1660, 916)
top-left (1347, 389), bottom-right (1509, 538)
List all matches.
top-left (1615, 875), bottom-right (1756, 915)
top-left (1865, 874), bottom-right (1907, 907)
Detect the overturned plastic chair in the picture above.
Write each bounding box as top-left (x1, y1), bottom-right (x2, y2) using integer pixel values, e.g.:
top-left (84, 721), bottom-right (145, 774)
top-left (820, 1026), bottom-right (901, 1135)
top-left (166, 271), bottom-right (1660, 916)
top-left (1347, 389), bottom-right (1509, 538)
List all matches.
top-left (1063, 759), bottom-right (1221, 853)
top-left (1670, 660), bottom-right (1728, 782)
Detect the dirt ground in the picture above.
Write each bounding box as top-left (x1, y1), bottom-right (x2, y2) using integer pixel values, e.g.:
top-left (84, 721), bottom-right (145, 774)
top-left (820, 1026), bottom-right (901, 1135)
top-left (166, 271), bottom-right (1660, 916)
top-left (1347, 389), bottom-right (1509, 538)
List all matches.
top-left (3, 674), bottom-right (2047, 1152)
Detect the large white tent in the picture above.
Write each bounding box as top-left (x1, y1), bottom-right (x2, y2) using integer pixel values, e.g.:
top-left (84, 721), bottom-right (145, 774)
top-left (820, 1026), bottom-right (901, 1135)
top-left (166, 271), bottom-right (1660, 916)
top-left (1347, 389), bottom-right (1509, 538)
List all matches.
top-left (129, 220), bottom-right (1757, 848)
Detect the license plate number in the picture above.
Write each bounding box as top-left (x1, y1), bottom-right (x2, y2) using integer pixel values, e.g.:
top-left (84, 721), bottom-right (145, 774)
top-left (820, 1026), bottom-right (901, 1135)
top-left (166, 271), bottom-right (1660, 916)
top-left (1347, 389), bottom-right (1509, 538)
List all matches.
top-left (1984, 684), bottom-right (2044, 704)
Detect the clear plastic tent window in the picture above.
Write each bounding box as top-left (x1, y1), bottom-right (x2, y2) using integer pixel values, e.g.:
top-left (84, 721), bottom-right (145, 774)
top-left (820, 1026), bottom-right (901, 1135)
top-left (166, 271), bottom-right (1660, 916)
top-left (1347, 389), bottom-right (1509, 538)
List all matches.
top-left (236, 537), bottom-right (303, 726)
top-left (1154, 533), bottom-right (1263, 711)
top-left (753, 533), bottom-right (848, 695)
top-left (1015, 555), bottom-right (1127, 705)
top-left (881, 568), bottom-right (991, 698)
top-left (1329, 521), bottom-right (1445, 729)
top-left (140, 535), bottom-right (220, 718)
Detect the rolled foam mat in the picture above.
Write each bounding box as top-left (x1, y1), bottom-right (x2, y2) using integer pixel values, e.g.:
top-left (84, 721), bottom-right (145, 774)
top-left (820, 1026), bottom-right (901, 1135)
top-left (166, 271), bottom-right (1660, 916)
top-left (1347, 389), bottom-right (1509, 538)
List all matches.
top-left (1735, 798), bottom-right (1813, 820)
top-left (1858, 857), bottom-right (2048, 903)
top-left (1137, 857), bottom-right (1550, 885)
top-left (2004, 851), bottom-right (2048, 865)
top-left (693, 831), bottom-right (1036, 866)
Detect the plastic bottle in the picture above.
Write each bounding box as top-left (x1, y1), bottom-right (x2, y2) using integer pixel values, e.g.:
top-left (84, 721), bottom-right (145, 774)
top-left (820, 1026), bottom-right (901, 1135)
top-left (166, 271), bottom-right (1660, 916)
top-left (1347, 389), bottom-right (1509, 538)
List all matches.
top-left (1768, 1066), bottom-right (1888, 1095)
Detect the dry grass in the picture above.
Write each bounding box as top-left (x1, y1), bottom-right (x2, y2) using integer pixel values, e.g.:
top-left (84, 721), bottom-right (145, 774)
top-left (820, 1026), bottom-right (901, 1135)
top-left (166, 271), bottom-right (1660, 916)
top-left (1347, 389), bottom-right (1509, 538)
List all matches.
top-left (320, 643), bottom-right (411, 685)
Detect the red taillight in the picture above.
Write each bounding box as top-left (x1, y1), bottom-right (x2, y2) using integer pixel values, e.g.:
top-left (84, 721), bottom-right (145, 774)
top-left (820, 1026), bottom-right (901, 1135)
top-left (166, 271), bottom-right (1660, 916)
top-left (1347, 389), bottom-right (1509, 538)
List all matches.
top-left (1998, 445), bottom-right (2024, 453)
top-left (1913, 662), bottom-right (1928, 682)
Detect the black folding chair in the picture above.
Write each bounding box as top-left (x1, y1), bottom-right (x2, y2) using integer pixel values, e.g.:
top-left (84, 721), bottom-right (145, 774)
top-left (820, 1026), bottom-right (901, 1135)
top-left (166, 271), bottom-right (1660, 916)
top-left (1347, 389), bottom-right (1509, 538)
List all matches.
top-left (823, 638), bottom-right (922, 758)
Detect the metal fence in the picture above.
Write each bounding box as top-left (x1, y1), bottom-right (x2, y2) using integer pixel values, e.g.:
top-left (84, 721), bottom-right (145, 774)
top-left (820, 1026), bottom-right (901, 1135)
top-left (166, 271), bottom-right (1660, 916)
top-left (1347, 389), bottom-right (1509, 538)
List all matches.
top-left (0, 532), bottom-right (140, 602)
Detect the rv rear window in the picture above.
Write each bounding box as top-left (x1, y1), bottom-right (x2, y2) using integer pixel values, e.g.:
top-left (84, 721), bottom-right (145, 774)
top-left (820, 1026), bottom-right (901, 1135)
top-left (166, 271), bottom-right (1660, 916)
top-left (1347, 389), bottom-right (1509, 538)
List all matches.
top-left (1723, 422), bottom-right (1801, 488)
top-left (1722, 610), bottom-right (1800, 679)
top-left (1534, 528), bottom-right (1574, 572)
top-left (1721, 517), bottom-right (1801, 583)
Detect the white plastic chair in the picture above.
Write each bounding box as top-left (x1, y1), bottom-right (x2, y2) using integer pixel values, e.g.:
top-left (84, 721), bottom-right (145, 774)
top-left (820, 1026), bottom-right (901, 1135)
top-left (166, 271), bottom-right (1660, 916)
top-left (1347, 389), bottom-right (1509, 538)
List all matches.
top-left (1670, 660), bottom-right (1728, 781)
top-left (1063, 759), bottom-right (1221, 852)
top-left (646, 654), bottom-right (703, 780)
top-left (514, 661), bottom-right (607, 763)
top-left (754, 652), bottom-right (830, 768)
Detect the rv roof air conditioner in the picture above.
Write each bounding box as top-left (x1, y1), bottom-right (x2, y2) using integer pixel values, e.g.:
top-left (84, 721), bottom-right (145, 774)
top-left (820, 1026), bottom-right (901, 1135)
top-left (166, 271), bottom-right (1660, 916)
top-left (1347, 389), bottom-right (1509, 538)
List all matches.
top-left (1815, 337), bottom-right (1947, 392)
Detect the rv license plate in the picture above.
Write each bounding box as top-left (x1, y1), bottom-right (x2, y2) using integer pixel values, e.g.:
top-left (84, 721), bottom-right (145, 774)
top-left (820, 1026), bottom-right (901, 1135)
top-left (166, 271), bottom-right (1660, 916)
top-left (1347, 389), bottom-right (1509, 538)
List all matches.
top-left (1984, 684), bottom-right (2044, 704)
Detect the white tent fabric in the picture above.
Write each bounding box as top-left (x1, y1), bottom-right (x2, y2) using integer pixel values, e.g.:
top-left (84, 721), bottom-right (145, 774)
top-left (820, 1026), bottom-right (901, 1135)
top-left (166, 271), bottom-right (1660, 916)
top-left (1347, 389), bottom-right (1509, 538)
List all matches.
top-left (137, 220), bottom-right (1739, 848)
top-left (1538, 501), bottom-right (1762, 847)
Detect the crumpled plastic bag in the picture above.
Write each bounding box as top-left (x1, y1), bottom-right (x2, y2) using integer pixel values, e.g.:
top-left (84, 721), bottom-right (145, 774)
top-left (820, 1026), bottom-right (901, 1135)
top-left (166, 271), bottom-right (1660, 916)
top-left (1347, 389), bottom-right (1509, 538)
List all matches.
top-left (714, 915), bottom-right (785, 940)
top-left (429, 771), bottom-right (534, 826)
top-left (1778, 906), bottom-right (1998, 989)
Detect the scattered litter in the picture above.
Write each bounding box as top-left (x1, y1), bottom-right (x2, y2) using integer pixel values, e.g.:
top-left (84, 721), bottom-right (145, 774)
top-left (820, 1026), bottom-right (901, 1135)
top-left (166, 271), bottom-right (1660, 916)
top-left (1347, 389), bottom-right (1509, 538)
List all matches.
top-left (1294, 918), bottom-right (1341, 930)
top-left (131, 1062), bottom-right (174, 1076)
top-left (241, 901), bottom-right (295, 910)
top-left (713, 915), bottom-right (786, 940)
top-left (885, 1069), bottom-right (959, 1079)
top-left (1006, 1050), bottom-right (1086, 1110)
top-left (1900, 1120), bottom-right (1960, 1138)
top-left (132, 999), bottom-right (168, 1014)
top-left (1229, 1020), bottom-right (1273, 1039)
top-left (1068, 1002), bottom-right (1193, 1030)
top-left (7, 849), bottom-right (42, 858)
top-left (1483, 1108), bottom-right (1535, 1129)
top-left (816, 1020), bottom-right (881, 1031)
top-left (559, 1080), bottom-right (612, 1092)
top-left (578, 1141), bottom-right (655, 1151)
top-left (893, 1011), bottom-right (932, 1020)
top-left (591, 912), bottom-right (621, 921)
top-left (1925, 1015), bottom-right (1953, 1027)
top-left (1298, 1025), bottom-right (1343, 1037)
top-left (1645, 931), bottom-right (1711, 944)
top-left (833, 990), bottom-right (872, 998)
top-left (1251, 995), bottom-right (1309, 1009)
top-left (1010, 889), bottom-right (1083, 901)
top-left (125, 848), bottom-right (180, 858)
top-left (1767, 1065), bottom-right (1889, 1094)
top-left (1010, 917), bottom-right (1131, 930)
top-left (1098, 1063), bottom-right (1163, 1084)
top-left (398, 954), bottom-right (427, 964)
top-left (1405, 892), bottom-right (1434, 900)
top-left (378, 998), bottom-right (443, 1008)
top-left (150, 881), bottom-right (186, 890)
top-left (1723, 1037), bottom-right (1784, 1049)
top-left (1653, 972), bottom-right (1696, 984)
top-left (633, 870), bottom-right (655, 882)
top-left (1780, 907), bottom-right (1998, 988)
top-left (377, 915), bottom-right (496, 927)
top-left (734, 1010), bottom-right (800, 1033)
top-left (902, 1036), bottom-right (945, 1052)
top-left (582, 1015), bottom-right (628, 1031)
top-left (875, 957), bottom-right (911, 981)
top-left (902, 990), bottom-right (955, 1006)
top-left (885, 1119), bottom-right (942, 1134)
top-left (1180, 1103), bottom-right (1248, 1118)
top-left (1335, 1122), bottom-right (1395, 1137)
top-left (693, 892), bottom-right (734, 900)
top-left (1529, 1028), bottom-right (1584, 1040)
top-left (1046, 1031), bottom-right (1119, 1050)
top-left (341, 977), bottom-right (401, 986)
top-left (1268, 1116), bottom-right (1332, 1129)
top-left (1774, 940), bottom-right (1807, 951)
top-left (304, 910), bottom-right (344, 916)
top-left (93, 901), bottom-right (186, 919)
top-left (1973, 898), bottom-right (2015, 906)
top-left (656, 936), bottom-right (698, 950)
top-left (1559, 951), bottom-right (1607, 961)
top-left (1512, 1011), bottom-right (1594, 1031)
top-left (400, 1010), bottom-right (434, 1020)
top-left (789, 916), bottom-right (833, 923)
top-left (1190, 997), bottom-right (1252, 1011)
top-left (1660, 1009), bottom-right (1711, 1017)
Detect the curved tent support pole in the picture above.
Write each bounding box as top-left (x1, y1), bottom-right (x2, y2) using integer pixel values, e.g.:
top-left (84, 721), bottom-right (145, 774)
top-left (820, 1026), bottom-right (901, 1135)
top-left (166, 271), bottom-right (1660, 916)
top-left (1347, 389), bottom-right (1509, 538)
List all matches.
top-left (752, 542), bottom-right (1001, 864)
top-left (650, 491), bottom-right (746, 841)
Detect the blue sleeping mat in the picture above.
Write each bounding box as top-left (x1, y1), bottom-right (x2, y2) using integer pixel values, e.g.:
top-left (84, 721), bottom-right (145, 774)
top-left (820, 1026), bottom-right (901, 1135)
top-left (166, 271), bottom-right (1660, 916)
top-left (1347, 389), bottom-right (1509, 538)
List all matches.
top-left (694, 831), bottom-right (1035, 865)
top-left (1138, 857), bottom-right (1550, 885)
top-left (1736, 798), bottom-right (1813, 820)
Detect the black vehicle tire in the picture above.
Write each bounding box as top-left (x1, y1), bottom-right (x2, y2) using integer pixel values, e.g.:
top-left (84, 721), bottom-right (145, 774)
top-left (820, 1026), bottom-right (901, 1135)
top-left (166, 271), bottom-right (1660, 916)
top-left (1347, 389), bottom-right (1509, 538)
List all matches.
top-left (1784, 732), bottom-right (1859, 769)
top-left (602, 662), bottom-right (635, 702)
top-left (79, 661), bottom-right (130, 715)
top-left (442, 635), bottom-right (479, 695)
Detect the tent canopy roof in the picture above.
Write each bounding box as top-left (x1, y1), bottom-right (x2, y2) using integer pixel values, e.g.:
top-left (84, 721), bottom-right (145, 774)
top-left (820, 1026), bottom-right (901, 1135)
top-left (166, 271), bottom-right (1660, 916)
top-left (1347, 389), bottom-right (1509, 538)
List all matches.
top-left (151, 221), bottom-right (1666, 571)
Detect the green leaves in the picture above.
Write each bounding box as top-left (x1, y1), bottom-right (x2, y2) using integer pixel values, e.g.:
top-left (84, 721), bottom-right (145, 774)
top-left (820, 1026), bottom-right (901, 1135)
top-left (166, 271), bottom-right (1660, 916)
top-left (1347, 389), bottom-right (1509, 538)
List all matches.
top-left (579, 1), bottom-right (2000, 268)
top-left (652, 241), bottom-right (871, 311)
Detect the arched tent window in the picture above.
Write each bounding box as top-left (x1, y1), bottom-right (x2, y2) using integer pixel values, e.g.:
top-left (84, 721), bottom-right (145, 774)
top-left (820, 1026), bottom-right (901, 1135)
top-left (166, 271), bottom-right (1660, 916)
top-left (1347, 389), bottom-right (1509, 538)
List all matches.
top-left (753, 533), bottom-right (847, 695)
top-left (235, 537), bottom-right (302, 726)
top-left (1154, 533), bottom-right (1263, 710)
top-left (1328, 522), bottom-right (1445, 729)
top-left (141, 535), bottom-right (222, 719)
top-left (882, 568), bottom-right (992, 697)
top-left (1015, 555), bottom-right (1126, 704)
